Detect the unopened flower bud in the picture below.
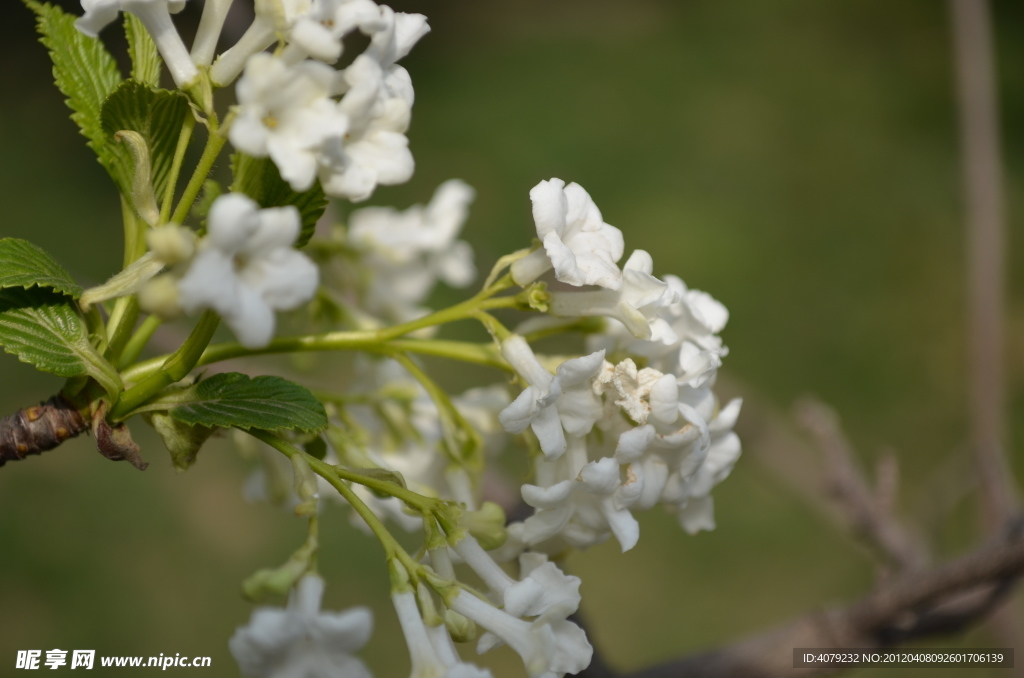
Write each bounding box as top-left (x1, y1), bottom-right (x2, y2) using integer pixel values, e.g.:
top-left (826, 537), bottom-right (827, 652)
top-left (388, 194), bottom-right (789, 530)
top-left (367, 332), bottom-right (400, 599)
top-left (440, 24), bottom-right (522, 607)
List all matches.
top-left (462, 501), bottom-right (508, 551)
top-left (138, 274), bottom-right (183, 319)
top-left (443, 608), bottom-right (477, 643)
top-left (291, 454), bottom-right (320, 517)
top-left (147, 224), bottom-right (196, 265)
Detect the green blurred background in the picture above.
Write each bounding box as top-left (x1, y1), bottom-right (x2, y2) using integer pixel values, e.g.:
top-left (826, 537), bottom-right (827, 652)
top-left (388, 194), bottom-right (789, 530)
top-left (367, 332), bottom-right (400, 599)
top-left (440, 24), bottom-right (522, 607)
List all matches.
top-left (0, 0), bottom-right (1022, 675)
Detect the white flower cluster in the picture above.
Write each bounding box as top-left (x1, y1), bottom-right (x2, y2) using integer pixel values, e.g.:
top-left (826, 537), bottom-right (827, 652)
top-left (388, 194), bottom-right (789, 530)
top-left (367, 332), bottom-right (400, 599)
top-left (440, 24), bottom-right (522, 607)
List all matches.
top-left (77, 0), bottom-right (428, 202)
top-left (498, 179), bottom-right (742, 553)
top-left (342, 180), bottom-right (477, 323)
top-left (227, 2), bottom-right (427, 202)
top-left (80, 4), bottom-right (743, 675)
top-left (230, 575), bottom-right (373, 678)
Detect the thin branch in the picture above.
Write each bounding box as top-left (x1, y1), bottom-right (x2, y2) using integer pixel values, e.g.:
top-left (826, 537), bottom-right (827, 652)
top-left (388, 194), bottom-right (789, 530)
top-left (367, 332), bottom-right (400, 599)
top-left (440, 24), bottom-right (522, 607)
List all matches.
top-left (622, 524), bottom-right (1024, 678)
top-left (949, 0), bottom-right (1016, 529)
top-left (795, 398), bottom-right (928, 574)
top-left (948, 0), bottom-right (1023, 656)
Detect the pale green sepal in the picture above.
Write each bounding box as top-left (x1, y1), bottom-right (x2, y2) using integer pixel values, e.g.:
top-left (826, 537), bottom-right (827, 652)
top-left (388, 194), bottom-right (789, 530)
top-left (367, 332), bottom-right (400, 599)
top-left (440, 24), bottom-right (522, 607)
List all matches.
top-left (444, 608), bottom-right (478, 643)
top-left (80, 252), bottom-right (164, 311)
top-left (242, 533), bottom-right (318, 602)
top-left (113, 130), bottom-right (160, 226)
top-left (462, 501), bottom-right (509, 551)
top-left (145, 410), bottom-right (215, 472)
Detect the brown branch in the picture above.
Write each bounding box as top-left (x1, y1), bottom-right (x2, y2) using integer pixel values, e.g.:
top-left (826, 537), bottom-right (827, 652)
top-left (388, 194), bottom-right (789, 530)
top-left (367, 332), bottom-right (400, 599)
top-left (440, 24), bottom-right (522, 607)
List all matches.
top-left (949, 0), bottom-right (1016, 530)
top-left (948, 0), bottom-right (1023, 656)
top-left (795, 399), bottom-right (927, 574)
top-left (620, 524), bottom-right (1024, 678)
top-left (0, 395), bottom-right (88, 466)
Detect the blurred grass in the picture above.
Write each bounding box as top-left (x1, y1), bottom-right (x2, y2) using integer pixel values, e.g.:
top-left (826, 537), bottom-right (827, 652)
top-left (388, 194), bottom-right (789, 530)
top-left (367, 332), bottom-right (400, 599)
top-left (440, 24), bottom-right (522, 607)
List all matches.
top-left (0, 0), bottom-right (1022, 676)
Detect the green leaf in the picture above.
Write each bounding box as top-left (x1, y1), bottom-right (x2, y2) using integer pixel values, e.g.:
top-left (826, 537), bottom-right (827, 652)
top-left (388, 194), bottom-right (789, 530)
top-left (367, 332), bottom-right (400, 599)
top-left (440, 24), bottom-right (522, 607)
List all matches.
top-left (231, 153), bottom-right (328, 247)
top-left (0, 288), bottom-right (121, 396)
top-left (24, 1), bottom-right (122, 163)
top-left (102, 81), bottom-right (191, 202)
top-left (165, 373), bottom-right (328, 433)
top-left (146, 411), bottom-right (215, 472)
top-left (0, 238), bottom-right (82, 298)
top-left (124, 13), bottom-right (161, 87)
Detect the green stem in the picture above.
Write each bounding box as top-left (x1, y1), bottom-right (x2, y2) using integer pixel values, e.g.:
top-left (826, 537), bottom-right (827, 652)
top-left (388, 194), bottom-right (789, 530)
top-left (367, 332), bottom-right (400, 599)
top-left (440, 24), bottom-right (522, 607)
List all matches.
top-left (110, 311), bottom-right (220, 419)
top-left (252, 432), bottom-right (426, 572)
top-left (473, 310), bottom-right (513, 341)
top-left (120, 196), bottom-right (149, 268)
top-left (161, 115), bottom-right (196, 224)
top-left (85, 306), bottom-right (107, 349)
top-left (390, 351), bottom-right (482, 469)
top-left (121, 335), bottom-right (510, 385)
top-left (105, 297), bottom-right (140, 365)
top-left (170, 121), bottom-right (226, 225)
top-left (117, 274), bottom-right (521, 392)
top-left (118, 314), bottom-right (163, 368)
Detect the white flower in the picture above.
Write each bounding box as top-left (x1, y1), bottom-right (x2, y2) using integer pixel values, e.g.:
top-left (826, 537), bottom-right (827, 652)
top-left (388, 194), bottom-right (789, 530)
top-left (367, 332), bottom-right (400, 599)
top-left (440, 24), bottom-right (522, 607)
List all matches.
top-left (549, 250), bottom-right (677, 342)
top-left (450, 536), bottom-right (582, 620)
top-left (231, 55), bottom-right (349, 193)
top-left (76, 0), bottom-right (199, 87)
top-left (588, 274), bottom-right (730, 388)
top-left (449, 590), bottom-right (592, 678)
top-left (318, 55), bottom-right (415, 201)
top-left (176, 193), bottom-right (319, 348)
top-left (210, 0), bottom-right (315, 86)
top-left (519, 438), bottom-right (642, 552)
top-left (662, 397), bottom-right (742, 533)
top-left (498, 336), bottom-right (604, 459)
top-left (392, 590), bottom-right (492, 678)
top-left (510, 179), bottom-right (624, 289)
top-left (190, 0), bottom-right (232, 66)
top-left (287, 0), bottom-right (386, 64)
top-left (229, 575), bottom-right (373, 678)
top-left (365, 6), bottom-right (430, 72)
top-left (347, 180), bottom-right (476, 321)
top-left (595, 358), bottom-right (669, 426)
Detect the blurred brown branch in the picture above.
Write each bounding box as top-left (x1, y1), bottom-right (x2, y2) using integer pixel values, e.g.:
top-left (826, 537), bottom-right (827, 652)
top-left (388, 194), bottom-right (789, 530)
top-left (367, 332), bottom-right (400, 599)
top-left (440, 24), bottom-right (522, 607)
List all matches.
top-left (794, 399), bottom-right (927, 576)
top-left (949, 0), bottom-right (1016, 530)
top-left (614, 523), bottom-right (1024, 678)
top-left (949, 0), bottom-right (1022, 655)
top-left (576, 393), bottom-right (1022, 678)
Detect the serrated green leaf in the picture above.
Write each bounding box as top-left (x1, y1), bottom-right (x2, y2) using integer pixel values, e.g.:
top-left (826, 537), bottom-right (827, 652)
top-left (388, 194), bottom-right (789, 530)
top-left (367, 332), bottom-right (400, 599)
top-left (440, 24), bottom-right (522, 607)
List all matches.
top-left (24, 1), bottom-right (122, 164)
top-left (102, 81), bottom-right (191, 201)
top-left (0, 288), bottom-right (121, 397)
top-left (165, 373), bottom-right (328, 433)
top-left (124, 13), bottom-right (161, 87)
top-left (231, 153), bottom-right (328, 247)
top-left (0, 238), bottom-right (82, 298)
